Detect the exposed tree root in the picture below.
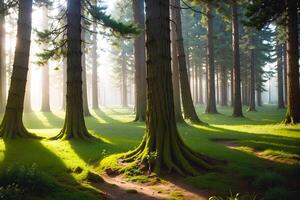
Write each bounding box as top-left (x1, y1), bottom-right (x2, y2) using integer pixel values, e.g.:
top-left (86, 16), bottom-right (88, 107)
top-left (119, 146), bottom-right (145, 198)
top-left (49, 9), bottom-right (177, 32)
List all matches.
top-left (50, 122), bottom-right (95, 140)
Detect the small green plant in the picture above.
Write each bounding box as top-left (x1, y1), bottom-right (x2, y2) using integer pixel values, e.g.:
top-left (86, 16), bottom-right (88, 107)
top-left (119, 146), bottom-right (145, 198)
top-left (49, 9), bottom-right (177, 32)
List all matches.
top-left (0, 183), bottom-right (23, 200)
top-left (146, 151), bottom-right (158, 174)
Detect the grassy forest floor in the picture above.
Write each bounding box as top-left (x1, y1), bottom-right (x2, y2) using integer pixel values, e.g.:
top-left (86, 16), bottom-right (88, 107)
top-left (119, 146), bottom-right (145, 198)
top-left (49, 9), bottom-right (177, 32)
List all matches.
top-left (0, 105), bottom-right (299, 199)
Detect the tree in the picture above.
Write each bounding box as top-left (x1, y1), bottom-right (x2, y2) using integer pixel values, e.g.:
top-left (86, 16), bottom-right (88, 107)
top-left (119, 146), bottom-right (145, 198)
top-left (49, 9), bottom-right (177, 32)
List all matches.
top-left (0, 0), bottom-right (38, 138)
top-left (0, 0), bottom-right (5, 112)
top-left (231, 0), bottom-right (243, 117)
top-left (246, 0), bottom-right (300, 124)
top-left (41, 6), bottom-right (51, 112)
top-left (91, 22), bottom-right (99, 110)
top-left (133, 0), bottom-right (146, 121)
top-left (276, 43), bottom-right (285, 109)
top-left (247, 33), bottom-right (256, 111)
top-left (172, 0), bottom-right (204, 123)
top-left (102, 0), bottom-right (214, 175)
top-left (205, 3), bottom-right (218, 114)
top-left (171, 0), bottom-right (184, 123)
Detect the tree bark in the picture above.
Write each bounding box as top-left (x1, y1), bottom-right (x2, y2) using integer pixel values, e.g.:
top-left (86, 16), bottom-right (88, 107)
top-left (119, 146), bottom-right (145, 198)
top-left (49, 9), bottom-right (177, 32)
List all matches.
top-left (248, 34), bottom-right (256, 111)
top-left (62, 58), bottom-right (67, 110)
top-left (119, 0), bottom-right (213, 175)
top-left (220, 66), bottom-right (228, 106)
top-left (231, 1), bottom-right (243, 117)
top-left (0, 0), bottom-right (37, 138)
top-left (284, 0), bottom-right (300, 124)
top-left (133, 0), bottom-right (146, 121)
top-left (0, 0), bottom-right (5, 112)
top-left (52, 0), bottom-right (93, 140)
top-left (205, 3), bottom-right (218, 113)
top-left (173, 0), bottom-right (203, 123)
top-left (171, 7), bottom-right (184, 123)
top-left (283, 42), bottom-right (287, 106)
top-left (91, 23), bottom-right (99, 109)
top-left (41, 6), bottom-right (51, 112)
top-left (195, 64), bottom-right (199, 104)
top-left (198, 66), bottom-right (204, 104)
top-left (276, 43), bottom-right (285, 109)
top-left (121, 49), bottom-right (128, 107)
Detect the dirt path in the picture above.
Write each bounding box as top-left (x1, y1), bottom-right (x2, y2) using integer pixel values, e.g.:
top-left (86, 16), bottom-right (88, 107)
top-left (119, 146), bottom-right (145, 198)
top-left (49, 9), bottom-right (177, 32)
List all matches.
top-left (92, 174), bottom-right (209, 200)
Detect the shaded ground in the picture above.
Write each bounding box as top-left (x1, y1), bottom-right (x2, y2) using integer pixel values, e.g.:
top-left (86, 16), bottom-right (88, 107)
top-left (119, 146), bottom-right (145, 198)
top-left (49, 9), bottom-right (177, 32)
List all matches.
top-left (0, 105), bottom-right (299, 199)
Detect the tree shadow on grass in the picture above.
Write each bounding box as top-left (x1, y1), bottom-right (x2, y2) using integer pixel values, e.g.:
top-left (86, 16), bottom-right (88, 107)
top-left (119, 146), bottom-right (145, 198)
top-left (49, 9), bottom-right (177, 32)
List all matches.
top-left (92, 108), bottom-right (122, 124)
top-left (0, 139), bottom-right (102, 199)
top-left (23, 112), bottom-right (64, 129)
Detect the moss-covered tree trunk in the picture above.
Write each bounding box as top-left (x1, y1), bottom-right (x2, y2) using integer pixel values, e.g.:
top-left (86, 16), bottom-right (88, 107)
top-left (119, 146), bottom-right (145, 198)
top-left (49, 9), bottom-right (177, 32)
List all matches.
top-left (0, 0), bottom-right (37, 139)
top-left (205, 3), bottom-right (217, 113)
top-left (41, 6), bottom-right (51, 112)
top-left (119, 0), bottom-right (214, 176)
top-left (284, 0), bottom-right (300, 124)
top-left (231, 0), bottom-right (243, 117)
top-left (276, 43), bottom-right (285, 109)
top-left (133, 0), bottom-right (146, 122)
top-left (91, 23), bottom-right (99, 109)
top-left (248, 35), bottom-right (256, 111)
top-left (171, 9), bottom-right (184, 123)
top-left (0, 0), bottom-right (5, 112)
top-left (173, 0), bottom-right (203, 123)
top-left (52, 0), bottom-right (93, 140)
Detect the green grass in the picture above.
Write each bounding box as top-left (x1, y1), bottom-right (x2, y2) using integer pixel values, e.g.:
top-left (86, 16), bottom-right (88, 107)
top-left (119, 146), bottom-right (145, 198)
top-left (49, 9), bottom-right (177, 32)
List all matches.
top-left (0, 105), bottom-right (299, 199)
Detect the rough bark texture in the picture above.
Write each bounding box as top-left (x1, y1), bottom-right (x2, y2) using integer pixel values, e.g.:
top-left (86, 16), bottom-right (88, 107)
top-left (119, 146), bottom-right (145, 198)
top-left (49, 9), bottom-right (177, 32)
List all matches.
top-left (120, 0), bottom-right (213, 175)
top-left (171, 8), bottom-right (184, 123)
top-left (133, 0), bottom-right (146, 121)
top-left (0, 0), bottom-right (5, 112)
top-left (276, 43), bottom-right (285, 109)
top-left (92, 23), bottom-right (99, 109)
top-left (41, 6), bottom-right (51, 112)
top-left (205, 3), bottom-right (217, 113)
top-left (52, 0), bottom-right (93, 140)
top-left (0, 0), bottom-right (37, 139)
top-left (248, 35), bottom-right (256, 111)
top-left (173, 0), bottom-right (202, 123)
top-left (231, 1), bottom-right (243, 117)
top-left (220, 66), bottom-right (228, 106)
top-left (284, 0), bottom-right (300, 124)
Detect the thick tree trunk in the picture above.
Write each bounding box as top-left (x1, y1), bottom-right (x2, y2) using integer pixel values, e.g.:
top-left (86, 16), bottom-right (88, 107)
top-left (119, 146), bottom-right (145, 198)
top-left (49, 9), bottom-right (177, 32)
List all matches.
top-left (231, 1), bottom-right (243, 117)
top-left (230, 69), bottom-right (234, 107)
top-left (220, 66), bottom-right (228, 106)
top-left (195, 65), bottom-right (199, 104)
top-left (121, 50), bottom-right (128, 107)
top-left (171, 9), bottom-right (184, 123)
top-left (119, 0), bottom-right (213, 175)
top-left (248, 35), bottom-right (256, 111)
top-left (283, 43), bottom-right (287, 106)
top-left (216, 69), bottom-right (219, 105)
top-left (133, 0), bottom-right (146, 121)
top-left (92, 23), bottom-right (99, 109)
top-left (173, 0), bottom-right (203, 123)
top-left (62, 58), bottom-right (67, 110)
top-left (284, 0), bottom-right (300, 124)
top-left (41, 6), bottom-right (51, 112)
top-left (205, 3), bottom-right (217, 113)
top-left (198, 67), bottom-right (204, 104)
top-left (276, 43), bottom-right (285, 109)
top-left (257, 89), bottom-right (262, 106)
top-left (0, 0), bottom-right (37, 138)
top-left (52, 0), bottom-right (93, 140)
top-left (0, 0), bottom-right (5, 112)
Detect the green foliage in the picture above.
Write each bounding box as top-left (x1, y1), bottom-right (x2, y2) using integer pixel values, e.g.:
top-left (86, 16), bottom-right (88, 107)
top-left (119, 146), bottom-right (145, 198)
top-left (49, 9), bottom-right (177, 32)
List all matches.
top-left (253, 171), bottom-right (286, 191)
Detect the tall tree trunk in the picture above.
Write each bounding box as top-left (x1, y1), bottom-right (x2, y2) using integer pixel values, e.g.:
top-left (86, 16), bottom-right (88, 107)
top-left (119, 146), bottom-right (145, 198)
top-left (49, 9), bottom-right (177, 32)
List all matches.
top-left (41, 6), bottom-right (51, 112)
top-left (0, 0), bottom-right (37, 138)
top-left (283, 42), bottom-right (288, 106)
top-left (230, 68), bottom-right (234, 106)
top-left (82, 26), bottom-right (91, 116)
top-left (171, 7), bottom-right (184, 123)
top-left (216, 68), bottom-right (219, 105)
top-left (52, 0), bottom-right (93, 140)
top-left (0, 0), bottom-right (5, 112)
top-left (119, 0), bottom-right (213, 175)
top-left (205, 3), bottom-right (218, 113)
top-left (248, 34), bottom-right (256, 111)
top-left (284, 0), bottom-right (300, 124)
top-left (277, 43), bottom-right (285, 109)
top-left (173, 0), bottom-right (203, 123)
top-left (231, 1), bottom-right (243, 117)
top-left (92, 23), bottom-right (99, 109)
top-left (220, 66), bottom-right (228, 106)
top-left (24, 67), bottom-right (32, 112)
top-left (133, 0), bottom-right (146, 121)
top-left (195, 64), bottom-right (199, 104)
top-left (198, 66), bottom-right (204, 104)
top-left (62, 58), bottom-right (67, 110)
top-left (121, 50), bottom-right (128, 107)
